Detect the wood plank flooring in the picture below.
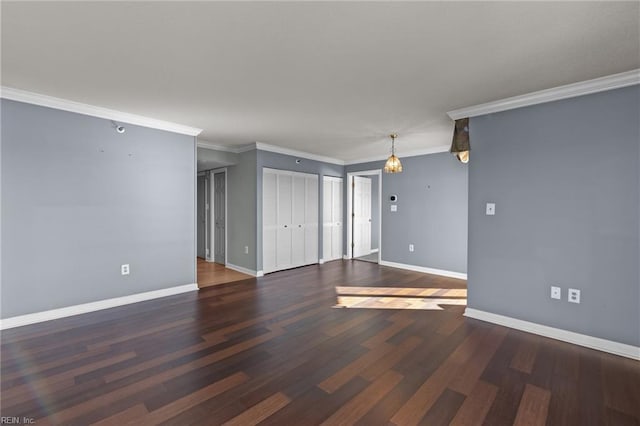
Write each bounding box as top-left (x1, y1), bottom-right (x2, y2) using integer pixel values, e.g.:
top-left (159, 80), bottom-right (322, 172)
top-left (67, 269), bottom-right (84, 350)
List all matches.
top-left (197, 258), bottom-right (253, 288)
top-left (1, 260), bottom-right (639, 425)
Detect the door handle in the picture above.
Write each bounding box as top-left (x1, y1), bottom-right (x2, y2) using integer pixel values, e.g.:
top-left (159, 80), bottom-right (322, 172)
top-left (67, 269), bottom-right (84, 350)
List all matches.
top-left (284, 225), bottom-right (288, 228)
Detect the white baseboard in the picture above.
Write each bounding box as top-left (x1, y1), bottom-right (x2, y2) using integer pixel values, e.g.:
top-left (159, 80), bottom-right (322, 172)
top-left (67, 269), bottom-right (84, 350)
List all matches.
top-left (0, 283), bottom-right (198, 330)
top-left (225, 262), bottom-right (260, 277)
top-left (464, 308), bottom-right (640, 361)
top-left (343, 255), bottom-right (351, 260)
top-left (319, 258), bottom-right (325, 264)
top-left (257, 270), bottom-right (264, 277)
top-left (379, 260), bottom-right (467, 280)
top-left (370, 248), bottom-right (379, 253)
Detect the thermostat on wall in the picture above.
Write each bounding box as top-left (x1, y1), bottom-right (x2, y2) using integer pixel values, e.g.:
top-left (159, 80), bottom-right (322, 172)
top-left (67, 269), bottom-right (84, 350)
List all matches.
top-left (389, 195), bottom-right (398, 202)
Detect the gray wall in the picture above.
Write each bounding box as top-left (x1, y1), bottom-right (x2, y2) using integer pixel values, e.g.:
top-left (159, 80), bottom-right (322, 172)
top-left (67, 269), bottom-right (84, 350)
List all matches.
top-left (256, 149), bottom-right (344, 271)
top-left (197, 147), bottom-right (238, 172)
top-left (468, 86), bottom-right (640, 346)
top-left (1, 99), bottom-right (196, 318)
top-left (346, 153), bottom-right (468, 273)
top-left (227, 149), bottom-right (257, 271)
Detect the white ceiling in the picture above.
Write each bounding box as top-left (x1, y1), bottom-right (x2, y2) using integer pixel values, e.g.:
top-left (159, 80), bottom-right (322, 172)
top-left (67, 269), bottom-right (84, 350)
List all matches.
top-left (2, 2), bottom-right (639, 161)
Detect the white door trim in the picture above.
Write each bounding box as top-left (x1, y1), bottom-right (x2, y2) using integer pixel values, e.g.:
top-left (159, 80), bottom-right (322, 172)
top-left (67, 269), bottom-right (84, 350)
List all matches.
top-left (346, 169), bottom-right (382, 263)
top-left (211, 168), bottom-right (228, 265)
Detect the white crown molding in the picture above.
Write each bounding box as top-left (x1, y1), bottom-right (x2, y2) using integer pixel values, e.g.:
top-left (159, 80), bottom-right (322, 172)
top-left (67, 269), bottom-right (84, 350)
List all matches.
top-left (447, 69), bottom-right (640, 120)
top-left (255, 142), bottom-right (345, 166)
top-left (464, 308), bottom-right (640, 361)
top-left (344, 144), bottom-right (451, 166)
top-left (236, 143), bottom-right (258, 153)
top-left (0, 284), bottom-right (198, 330)
top-left (379, 260), bottom-right (467, 280)
top-left (196, 140), bottom-right (240, 152)
top-left (1, 86), bottom-right (203, 136)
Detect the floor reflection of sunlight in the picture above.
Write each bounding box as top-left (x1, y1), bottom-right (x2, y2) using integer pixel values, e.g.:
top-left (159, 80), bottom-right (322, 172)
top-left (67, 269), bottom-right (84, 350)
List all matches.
top-left (333, 287), bottom-right (467, 310)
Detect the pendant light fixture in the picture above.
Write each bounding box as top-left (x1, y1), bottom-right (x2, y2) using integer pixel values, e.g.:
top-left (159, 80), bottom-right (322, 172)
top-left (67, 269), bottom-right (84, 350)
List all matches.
top-left (383, 133), bottom-right (403, 173)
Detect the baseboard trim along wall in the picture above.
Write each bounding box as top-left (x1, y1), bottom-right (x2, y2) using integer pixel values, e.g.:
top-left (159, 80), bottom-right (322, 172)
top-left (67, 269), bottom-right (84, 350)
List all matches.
top-left (379, 260), bottom-right (467, 280)
top-left (464, 308), bottom-right (640, 360)
top-left (0, 283), bottom-right (199, 330)
top-left (225, 263), bottom-right (263, 277)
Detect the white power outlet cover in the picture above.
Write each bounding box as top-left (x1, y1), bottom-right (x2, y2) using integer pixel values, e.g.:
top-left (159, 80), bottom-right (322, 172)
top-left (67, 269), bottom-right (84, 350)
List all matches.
top-left (390, 204), bottom-right (398, 212)
top-left (121, 264), bottom-right (130, 275)
top-left (409, 244), bottom-right (414, 252)
top-left (486, 203), bottom-right (496, 216)
top-left (550, 286), bottom-right (561, 300)
top-left (568, 288), bottom-right (581, 304)
top-left (244, 246), bottom-right (249, 254)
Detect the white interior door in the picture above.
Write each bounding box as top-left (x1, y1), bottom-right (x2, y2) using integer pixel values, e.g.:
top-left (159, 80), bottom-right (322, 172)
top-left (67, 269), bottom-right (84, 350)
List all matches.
top-left (213, 172), bottom-right (226, 264)
top-left (304, 175), bottom-right (319, 264)
top-left (263, 170), bottom-right (278, 273)
top-left (263, 168), bottom-right (319, 273)
top-left (331, 178), bottom-right (343, 259)
top-left (276, 173), bottom-right (293, 269)
top-left (291, 175), bottom-right (306, 267)
top-left (323, 176), bottom-right (343, 261)
top-left (352, 176), bottom-right (372, 258)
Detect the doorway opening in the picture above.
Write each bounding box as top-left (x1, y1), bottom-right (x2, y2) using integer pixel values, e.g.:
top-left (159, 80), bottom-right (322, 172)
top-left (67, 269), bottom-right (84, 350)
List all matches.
top-left (346, 170), bottom-right (382, 264)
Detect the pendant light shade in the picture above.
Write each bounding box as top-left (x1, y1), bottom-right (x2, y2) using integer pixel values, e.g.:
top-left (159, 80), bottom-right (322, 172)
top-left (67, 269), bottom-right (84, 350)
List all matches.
top-left (384, 134), bottom-right (403, 173)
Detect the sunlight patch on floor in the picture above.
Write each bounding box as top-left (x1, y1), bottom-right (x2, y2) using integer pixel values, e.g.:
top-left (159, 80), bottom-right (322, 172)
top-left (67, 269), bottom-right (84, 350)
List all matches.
top-left (333, 286), bottom-right (467, 310)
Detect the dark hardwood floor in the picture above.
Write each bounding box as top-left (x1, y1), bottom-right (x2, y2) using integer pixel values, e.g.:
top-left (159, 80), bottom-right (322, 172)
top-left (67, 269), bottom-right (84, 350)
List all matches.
top-left (1, 260), bottom-right (638, 425)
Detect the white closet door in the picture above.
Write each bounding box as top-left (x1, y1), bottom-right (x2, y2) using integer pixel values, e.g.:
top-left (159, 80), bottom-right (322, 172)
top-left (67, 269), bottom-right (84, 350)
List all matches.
top-left (276, 173), bottom-right (293, 269)
top-left (331, 178), bottom-right (343, 260)
top-left (304, 175), bottom-right (318, 264)
top-left (263, 168), bottom-right (320, 273)
top-left (291, 175), bottom-right (306, 267)
top-left (323, 176), bottom-right (343, 261)
top-left (263, 170), bottom-right (278, 273)
top-left (323, 178), bottom-right (333, 261)
top-left (353, 176), bottom-right (372, 258)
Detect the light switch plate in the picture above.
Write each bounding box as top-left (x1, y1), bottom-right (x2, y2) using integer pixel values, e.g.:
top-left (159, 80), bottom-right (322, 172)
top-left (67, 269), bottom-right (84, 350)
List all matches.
top-left (551, 286), bottom-right (561, 300)
top-left (390, 204), bottom-right (397, 212)
top-left (486, 203), bottom-right (496, 216)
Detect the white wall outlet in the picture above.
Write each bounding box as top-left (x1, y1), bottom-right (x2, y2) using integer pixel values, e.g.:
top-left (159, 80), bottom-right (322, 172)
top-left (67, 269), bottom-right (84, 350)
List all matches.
top-left (409, 244), bottom-right (414, 252)
top-left (568, 288), bottom-right (581, 304)
top-left (486, 203), bottom-right (496, 216)
top-left (550, 286), bottom-right (561, 300)
top-left (121, 264), bottom-right (130, 275)
top-left (244, 246), bottom-right (249, 254)
top-left (390, 204), bottom-right (398, 212)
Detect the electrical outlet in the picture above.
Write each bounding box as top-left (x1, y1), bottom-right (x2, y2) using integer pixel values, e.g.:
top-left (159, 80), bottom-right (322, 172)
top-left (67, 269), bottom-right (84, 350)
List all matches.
top-left (121, 264), bottom-right (130, 275)
top-left (390, 204), bottom-right (398, 212)
top-left (550, 286), bottom-right (561, 300)
top-left (568, 288), bottom-right (581, 304)
top-left (486, 203), bottom-right (496, 216)
top-left (244, 246), bottom-right (249, 254)
top-left (409, 244), bottom-right (414, 252)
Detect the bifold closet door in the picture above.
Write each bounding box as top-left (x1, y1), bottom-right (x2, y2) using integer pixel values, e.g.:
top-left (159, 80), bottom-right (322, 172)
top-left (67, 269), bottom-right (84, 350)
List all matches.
top-left (276, 173), bottom-right (293, 270)
top-left (263, 170), bottom-right (278, 273)
top-left (263, 169), bottom-right (319, 274)
top-left (304, 175), bottom-right (319, 264)
top-left (323, 176), bottom-right (343, 261)
top-left (291, 175), bottom-right (306, 267)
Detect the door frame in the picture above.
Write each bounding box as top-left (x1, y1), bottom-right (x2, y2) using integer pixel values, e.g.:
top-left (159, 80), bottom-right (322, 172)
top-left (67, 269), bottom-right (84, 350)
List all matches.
top-left (209, 168), bottom-right (228, 265)
top-left (346, 169), bottom-right (382, 262)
